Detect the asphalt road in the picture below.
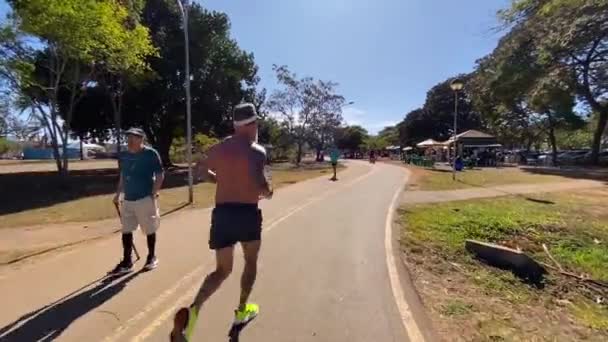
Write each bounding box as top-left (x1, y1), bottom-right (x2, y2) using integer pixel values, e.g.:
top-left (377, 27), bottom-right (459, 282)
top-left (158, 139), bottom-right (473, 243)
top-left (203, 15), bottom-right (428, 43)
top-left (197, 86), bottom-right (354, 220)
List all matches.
top-left (0, 161), bottom-right (430, 342)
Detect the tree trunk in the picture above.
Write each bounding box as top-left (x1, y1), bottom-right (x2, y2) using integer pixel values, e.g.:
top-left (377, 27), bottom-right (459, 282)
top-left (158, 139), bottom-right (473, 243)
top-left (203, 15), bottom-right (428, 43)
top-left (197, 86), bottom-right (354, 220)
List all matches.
top-left (50, 136), bottom-right (62, 173)
top-left (61, 129), bottom-right (69, 178)
top-left (590, 109), bottom-right (607, 165)
top-left (296, 141), bottom-right (303, 165)
top-left (546, 113), bottom-right (558, 166)
top-left (154, 129), bottom-right (174, 167)
top-left (79, 137), bottom-right (84, 160)
top-left (316, 148), bottom-right (323, 162)
top-left (548, 126), bottom-right (558, 166)
top-left (112, 81), bottom-right (124, 155)
top-left (115, 120), bottom-right (122, 154)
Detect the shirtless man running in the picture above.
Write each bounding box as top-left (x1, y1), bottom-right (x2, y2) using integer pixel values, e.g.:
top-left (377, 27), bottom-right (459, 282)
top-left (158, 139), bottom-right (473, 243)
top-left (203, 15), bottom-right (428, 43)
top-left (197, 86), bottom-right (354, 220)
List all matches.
top-left (171, 103), bottom-right (273, 341)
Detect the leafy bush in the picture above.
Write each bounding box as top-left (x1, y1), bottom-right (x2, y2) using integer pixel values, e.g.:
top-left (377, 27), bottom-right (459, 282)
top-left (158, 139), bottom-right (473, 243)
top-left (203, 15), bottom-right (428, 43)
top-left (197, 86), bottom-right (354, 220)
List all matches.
top-left (170, 133), bottom-right (219, 163)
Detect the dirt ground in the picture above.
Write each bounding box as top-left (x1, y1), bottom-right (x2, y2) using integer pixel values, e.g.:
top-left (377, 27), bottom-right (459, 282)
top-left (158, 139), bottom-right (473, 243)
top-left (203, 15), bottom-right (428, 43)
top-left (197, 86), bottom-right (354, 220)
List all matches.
top-left (403, 246), bottom-right (607, 342)
top-left (399, 187), bottom-right (608, 341)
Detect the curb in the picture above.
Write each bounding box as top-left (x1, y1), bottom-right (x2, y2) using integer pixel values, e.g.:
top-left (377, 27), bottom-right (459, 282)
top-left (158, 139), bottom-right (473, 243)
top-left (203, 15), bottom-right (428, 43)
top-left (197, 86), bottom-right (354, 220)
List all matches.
top-left (389, 167), bottom-right (440, 342)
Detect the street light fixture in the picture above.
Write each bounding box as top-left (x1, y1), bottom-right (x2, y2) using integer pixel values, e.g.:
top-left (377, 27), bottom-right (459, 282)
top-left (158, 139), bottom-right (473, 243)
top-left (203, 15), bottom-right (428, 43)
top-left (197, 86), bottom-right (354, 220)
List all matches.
top-left (176, 0), bottom-right (193, 203)
top-left (450, 79), bottom-right (464, 181)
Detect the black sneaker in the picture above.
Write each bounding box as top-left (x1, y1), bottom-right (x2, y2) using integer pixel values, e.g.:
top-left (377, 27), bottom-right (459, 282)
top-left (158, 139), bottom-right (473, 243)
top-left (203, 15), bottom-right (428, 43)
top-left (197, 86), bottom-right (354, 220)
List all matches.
top-left (109, 260), bottom-right (133, 275)
top-left (144, 255), bottom-right (158, 271)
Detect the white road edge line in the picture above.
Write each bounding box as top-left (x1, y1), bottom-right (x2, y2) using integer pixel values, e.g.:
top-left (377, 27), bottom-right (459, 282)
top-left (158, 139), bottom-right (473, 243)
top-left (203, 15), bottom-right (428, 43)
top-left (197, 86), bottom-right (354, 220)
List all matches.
top-left (385, 172), bottom-right (426, 342)
top-left (106, 166), bottom-right (376, 342)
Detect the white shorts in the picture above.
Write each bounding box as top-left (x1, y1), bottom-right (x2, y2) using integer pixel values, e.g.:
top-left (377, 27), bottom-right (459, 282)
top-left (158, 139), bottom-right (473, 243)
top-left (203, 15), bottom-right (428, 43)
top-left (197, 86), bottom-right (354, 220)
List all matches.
top-left (120, 196), bottom-right (160, 235)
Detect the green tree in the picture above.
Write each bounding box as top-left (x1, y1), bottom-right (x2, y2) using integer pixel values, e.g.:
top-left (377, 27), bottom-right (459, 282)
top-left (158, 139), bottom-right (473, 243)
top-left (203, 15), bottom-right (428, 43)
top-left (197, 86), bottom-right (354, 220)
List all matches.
top-left (377, 126), bottom-right (399, 146)
top-left (257, 117), bottom-right (294, 160)
top-left (397, 75), bottom-right (483, 148)
top-left (500, 0), bottom-right (608, 163)
top-left (528, 74), bottom-right (582, 164)
top-left (470, 21), bottom-right (584, 157)
top-left (364, 135), bottom-right (389, 151)
top-left (119, 0), bottom-right (259, 164)
top-left (335, 125), bottom-right (369, 151)
top-left (0, 137), bottom-right (10, 154)
top-left (268, 65), bottom-right (346, 164)
top-left (7, 0), bottom-right (155, 175)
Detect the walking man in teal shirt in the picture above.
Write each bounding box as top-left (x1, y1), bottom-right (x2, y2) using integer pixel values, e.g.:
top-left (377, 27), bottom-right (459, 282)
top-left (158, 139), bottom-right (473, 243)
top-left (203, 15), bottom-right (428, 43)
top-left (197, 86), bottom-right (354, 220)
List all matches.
top-left (330, 147), bottom-right (340, 181)
top-left (111, 128), bottom-right (165, 274)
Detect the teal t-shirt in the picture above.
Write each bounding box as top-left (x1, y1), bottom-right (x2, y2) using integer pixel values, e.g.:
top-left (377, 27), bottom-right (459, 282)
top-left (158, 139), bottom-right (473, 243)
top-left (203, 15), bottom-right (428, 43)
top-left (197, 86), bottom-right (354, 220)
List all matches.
top-left (119, 147), bottom-right (163, 201)
top-left (330, 149), bottom-right (340, 163)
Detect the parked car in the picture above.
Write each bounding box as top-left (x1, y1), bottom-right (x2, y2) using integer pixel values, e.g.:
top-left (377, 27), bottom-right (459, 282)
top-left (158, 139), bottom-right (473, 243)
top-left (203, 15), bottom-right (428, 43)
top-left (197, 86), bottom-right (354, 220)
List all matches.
top-left (580, 150), bottom-right (608, 165)
top-left (558, 150), bottom-right (590, 164)
top-left (522, 152), bottom-right (541, 165)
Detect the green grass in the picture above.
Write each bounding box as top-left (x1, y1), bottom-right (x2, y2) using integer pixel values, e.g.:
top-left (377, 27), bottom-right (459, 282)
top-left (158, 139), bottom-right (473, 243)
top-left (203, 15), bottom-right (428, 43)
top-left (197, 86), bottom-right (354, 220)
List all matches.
top-left (440, 299), bottom-right (475, 316)
top-left (0, 163), bottom-right (339, 228)
top-left (413, 167), bottom-right (570, 191)
top-left (572, 298), bottom-right (608, 331)
top-left (400, 189), bottom-right (608, 334)
top-left (402, 194), bottom-right (608, 281)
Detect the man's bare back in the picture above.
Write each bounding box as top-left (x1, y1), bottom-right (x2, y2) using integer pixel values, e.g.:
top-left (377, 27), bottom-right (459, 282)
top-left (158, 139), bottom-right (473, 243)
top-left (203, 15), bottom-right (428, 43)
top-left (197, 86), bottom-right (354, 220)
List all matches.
top-left (204, 136), bottom-right (270, 205)
top-left (171, 103), bottom-right (267, 342)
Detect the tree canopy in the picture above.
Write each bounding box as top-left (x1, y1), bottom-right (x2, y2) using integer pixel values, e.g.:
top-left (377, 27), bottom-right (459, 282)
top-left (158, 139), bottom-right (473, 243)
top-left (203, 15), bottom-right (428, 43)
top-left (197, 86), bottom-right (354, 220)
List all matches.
top-left (267, 65), bottom-right (345, 164)
top-left (6, 0), bottom-right (155, 174)
top-left (397, 75), bottom-right (483, 147)
top-left (490, 0), bottom-right (608, 162)
top-left (335, 125), bottom-right (368, 151)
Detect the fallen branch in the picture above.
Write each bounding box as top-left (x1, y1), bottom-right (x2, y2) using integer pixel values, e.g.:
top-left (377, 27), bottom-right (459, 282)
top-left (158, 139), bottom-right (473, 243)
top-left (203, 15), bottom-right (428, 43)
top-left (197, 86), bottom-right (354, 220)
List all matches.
top-left (542, 243), bottom-right (564, 272)
top-left (540, 261), bottom-right (608, 290)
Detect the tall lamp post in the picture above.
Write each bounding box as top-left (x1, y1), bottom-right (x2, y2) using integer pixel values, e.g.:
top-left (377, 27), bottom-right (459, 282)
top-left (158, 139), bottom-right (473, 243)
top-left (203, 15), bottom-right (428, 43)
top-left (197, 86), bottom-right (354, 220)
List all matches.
top-left (176, 0), bottom-right (193, 203)
top-left (450, 79), bottom-right (464, 181)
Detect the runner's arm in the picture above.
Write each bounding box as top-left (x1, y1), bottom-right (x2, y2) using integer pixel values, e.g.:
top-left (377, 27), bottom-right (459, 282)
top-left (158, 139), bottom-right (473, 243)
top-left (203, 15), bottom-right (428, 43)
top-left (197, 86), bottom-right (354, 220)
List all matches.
top-left (151, 150), bottom-right (165, 197)
top-left (194, 158), bottom-right (217, 183)
top-left (113, 174), bottom-right (124, 203)
top-left (113, 158), bottom-right (124, 203)
top-left (194, 147), bottom-right (218, 183)
top-left (251, 149), bottom-right (272, 197)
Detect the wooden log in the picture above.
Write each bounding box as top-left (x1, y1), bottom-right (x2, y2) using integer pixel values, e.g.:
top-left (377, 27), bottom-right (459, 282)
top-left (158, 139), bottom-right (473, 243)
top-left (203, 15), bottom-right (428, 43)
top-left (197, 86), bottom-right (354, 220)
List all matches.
top-left (465, 239), bottom-right (546, 284)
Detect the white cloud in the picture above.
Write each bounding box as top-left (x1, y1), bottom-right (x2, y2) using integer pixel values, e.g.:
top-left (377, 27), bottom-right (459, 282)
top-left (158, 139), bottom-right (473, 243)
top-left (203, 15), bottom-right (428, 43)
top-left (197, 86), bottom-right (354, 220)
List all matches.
top-left (369, 120), bottom-right (398, 129)
top-left (342, 107), bottom-right (367, 127)
top-left (342, 107), bottom-right (397, 134)
top-left (266, 106), bottom-right (397, 135)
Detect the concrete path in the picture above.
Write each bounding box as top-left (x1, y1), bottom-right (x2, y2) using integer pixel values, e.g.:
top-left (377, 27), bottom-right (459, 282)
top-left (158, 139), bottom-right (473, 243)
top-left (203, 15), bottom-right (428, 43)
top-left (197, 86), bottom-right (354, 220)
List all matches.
top-left (0, 162), bottom-right (432, 342)
top-left (402, 179), bottom-right (605, 204)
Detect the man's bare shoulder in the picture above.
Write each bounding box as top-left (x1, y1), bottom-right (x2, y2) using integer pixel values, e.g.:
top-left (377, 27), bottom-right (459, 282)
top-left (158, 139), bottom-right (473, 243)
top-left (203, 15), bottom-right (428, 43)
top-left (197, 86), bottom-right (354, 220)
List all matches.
top-left (250, 142), bottom-right (267, 158)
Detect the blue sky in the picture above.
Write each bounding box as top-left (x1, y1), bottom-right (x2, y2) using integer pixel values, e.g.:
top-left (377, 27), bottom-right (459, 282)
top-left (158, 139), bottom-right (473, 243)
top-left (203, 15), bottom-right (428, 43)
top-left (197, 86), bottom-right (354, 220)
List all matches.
top-left (1, 0), bottom-right (509, 134)
top-left (200, 0), bottom-right (510, 133)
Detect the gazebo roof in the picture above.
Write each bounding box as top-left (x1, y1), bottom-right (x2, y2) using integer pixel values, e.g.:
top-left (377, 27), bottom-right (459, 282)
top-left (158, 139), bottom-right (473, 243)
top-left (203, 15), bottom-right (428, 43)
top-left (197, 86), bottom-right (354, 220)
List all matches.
top-left (456, 130), bottom-right (495, 139)
top-left (416, 139), bottom-right (442, 147)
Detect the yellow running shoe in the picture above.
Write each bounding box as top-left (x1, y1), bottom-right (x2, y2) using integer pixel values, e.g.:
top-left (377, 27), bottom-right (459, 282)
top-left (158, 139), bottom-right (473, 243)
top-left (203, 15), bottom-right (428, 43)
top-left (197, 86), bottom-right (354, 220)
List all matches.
top-left (171, 306), bottom-right (198, 342)
top-left (234, 303), bottom-right (259, 325)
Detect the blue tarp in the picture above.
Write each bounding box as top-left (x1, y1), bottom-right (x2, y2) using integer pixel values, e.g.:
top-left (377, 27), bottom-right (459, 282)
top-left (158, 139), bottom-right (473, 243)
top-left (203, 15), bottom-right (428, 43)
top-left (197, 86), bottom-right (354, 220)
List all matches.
top-left (23, 147), bottom-right (80, 160)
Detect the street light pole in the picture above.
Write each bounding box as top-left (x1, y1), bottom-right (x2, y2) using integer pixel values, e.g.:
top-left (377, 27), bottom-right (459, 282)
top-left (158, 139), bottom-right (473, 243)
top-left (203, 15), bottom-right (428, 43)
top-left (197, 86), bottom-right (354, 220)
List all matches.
top-left (453, 91), bottom-right (458, 180)
top-left (450, 79), bottom-right (464, 181)
top-left (176, 0), bottom-right (193, 203)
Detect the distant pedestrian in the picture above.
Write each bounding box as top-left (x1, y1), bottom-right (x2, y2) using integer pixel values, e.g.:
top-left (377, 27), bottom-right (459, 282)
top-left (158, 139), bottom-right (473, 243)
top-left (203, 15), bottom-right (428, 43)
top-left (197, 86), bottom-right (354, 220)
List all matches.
top-left (330, 147), bottom-right (340, 181)
top-left (110, 127), bottom-right (165, 275)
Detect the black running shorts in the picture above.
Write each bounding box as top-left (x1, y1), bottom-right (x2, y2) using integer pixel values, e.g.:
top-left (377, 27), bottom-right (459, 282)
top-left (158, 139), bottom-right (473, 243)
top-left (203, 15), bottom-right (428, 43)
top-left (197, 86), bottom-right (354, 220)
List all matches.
top-left (209, 203), bottom-right (262, 250)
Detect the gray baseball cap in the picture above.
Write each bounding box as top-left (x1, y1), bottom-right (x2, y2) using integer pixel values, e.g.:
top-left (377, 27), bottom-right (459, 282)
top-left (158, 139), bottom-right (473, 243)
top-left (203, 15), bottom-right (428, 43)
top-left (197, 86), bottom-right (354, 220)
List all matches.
top-left (125, 127), bottom-right (146, 138)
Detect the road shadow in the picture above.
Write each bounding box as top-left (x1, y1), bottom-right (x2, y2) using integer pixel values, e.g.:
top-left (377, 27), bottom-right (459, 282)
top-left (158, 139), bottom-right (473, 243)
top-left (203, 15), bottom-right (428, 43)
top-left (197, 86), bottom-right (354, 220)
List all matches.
top-left (520, 166), bottom-right (608, 184)
top-left (161, 202), bottom-right (190, 217)
top-left (0, 271), bottom-right (141, 341)
top-left (525, 198), bottom-right (556, 205)
top-left (456, 178), bottom-right (560, 205)
top-left (0, 166), bottom-right (191, 216)
top-left (427, 168), bottom-right (453, 173)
